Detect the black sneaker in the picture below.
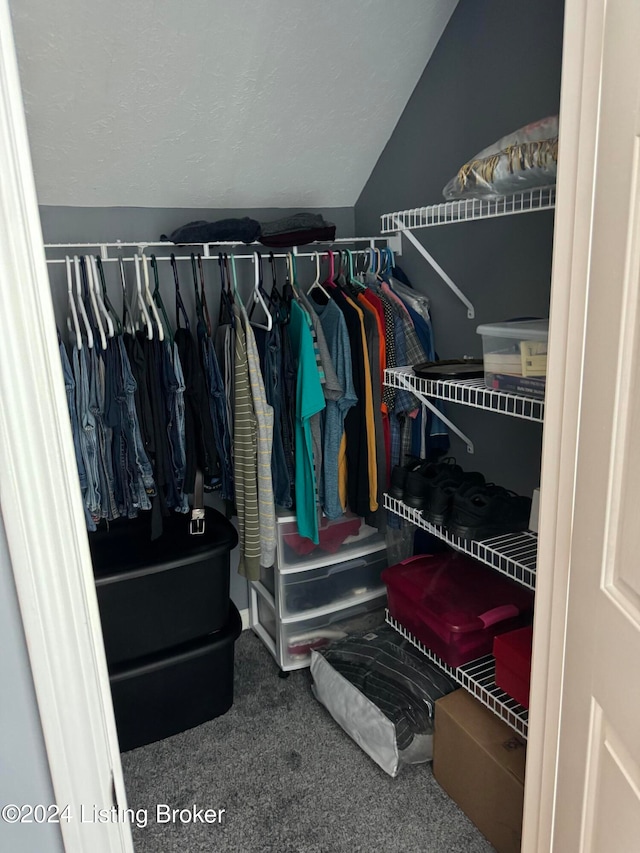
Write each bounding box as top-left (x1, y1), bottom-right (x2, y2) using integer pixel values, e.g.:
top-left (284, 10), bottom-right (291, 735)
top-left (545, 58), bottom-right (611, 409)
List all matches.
top-left (448, 484), bottom-right (532, 540)
top-left (423, 469), bottom-right (485, 526)
top-left (403, 457), bottom-right (457, 510)
top-left (389, 458), bottom-right (423, 500)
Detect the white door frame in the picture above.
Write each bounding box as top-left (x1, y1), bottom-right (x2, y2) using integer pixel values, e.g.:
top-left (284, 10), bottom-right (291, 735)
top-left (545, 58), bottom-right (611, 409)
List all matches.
top-left (0, 0), bottom-right (603, 850)
top-left (522, 0), bottom-right (606, 848)
top-left (0, 2), bottom-right (132, 851)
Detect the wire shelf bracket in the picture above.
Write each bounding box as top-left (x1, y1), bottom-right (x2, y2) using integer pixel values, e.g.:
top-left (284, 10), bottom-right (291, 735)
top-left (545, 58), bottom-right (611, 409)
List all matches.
top-left (392, 367), bottom-right (474, 454)
top-left (384, 494), bottom-right (537, 590)
top-left (385, 367), bottom-right (545, 424)
top-left (392, 217), bottom-right (475, 319)
top-left (385, 611), bottom-right (529, 738)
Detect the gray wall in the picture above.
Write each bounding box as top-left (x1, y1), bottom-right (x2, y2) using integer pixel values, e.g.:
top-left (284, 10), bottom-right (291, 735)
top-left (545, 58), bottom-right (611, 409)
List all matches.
top-left (0, 508), bottom-right (64, 853)
top-left (42, 205), bottom-right (354, 613)
top-left (355, 0), bottom-right (564, 497)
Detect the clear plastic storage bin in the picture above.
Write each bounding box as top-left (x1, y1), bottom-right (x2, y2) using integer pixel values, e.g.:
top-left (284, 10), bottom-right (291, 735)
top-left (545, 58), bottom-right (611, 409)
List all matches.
top-left (281, 595), bottom-right (387, 669)
top-left (476, 319), bottom-right (548, 399)
top-left (276, 512), bottom-right (384, 570)
top-left (278, 551), bottom-right (388, 618)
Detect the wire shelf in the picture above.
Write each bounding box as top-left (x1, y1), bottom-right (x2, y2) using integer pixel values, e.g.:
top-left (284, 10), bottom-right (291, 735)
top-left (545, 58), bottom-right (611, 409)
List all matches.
top-left (381, 186), bottom-right (556, 233)
top-left (384, 367), bottom-right (545, 423)
top-left (384, 494), bottom-right (537, 590)
top-left (386, 611), bottom-right (529, 738)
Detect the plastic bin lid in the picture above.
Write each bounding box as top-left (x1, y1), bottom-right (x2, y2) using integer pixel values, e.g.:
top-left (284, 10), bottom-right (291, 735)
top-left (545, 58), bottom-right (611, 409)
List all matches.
top-left (476, 319), bottom-right (549, 341)
top-left (90, 507), bottom-right (238, 578)
top-left (382, 554), bottom-right (533, 634)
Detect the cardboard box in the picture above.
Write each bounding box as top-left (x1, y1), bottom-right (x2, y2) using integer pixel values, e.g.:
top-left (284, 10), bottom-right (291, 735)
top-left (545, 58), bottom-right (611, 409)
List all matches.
top-left (433, 689), bottom-right (526, 853)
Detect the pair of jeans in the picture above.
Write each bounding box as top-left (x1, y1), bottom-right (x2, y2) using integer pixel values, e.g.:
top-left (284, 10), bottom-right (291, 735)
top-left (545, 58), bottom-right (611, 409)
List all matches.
top-left (73, 344), bottom-right (100, 523)
top-left (61, 342), bottom-right (96, 531)
top-left (117, 337), bottom-right (155, 513)
top-left (88, 347), bottom-right (119, 522)
top-left (160, 339), bottom-right (189, 513)
top-left (200, 329), bottom-right (234, 501)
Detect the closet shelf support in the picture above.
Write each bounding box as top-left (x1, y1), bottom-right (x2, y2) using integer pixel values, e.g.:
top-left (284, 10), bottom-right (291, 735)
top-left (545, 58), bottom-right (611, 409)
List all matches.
top-left (395, 370), bottom-right (474, 454)
top-left (393, 217), bottom-right (475, 319)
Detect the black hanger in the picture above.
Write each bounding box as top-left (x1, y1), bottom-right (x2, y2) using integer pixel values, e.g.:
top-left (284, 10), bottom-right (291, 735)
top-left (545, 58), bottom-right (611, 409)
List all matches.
top-left (197, 254), bottom-right (212, 338)
top-left (150, 255), bottom-right (173, 346)
top-left (218, 252), bottom-right (235, 329)
top-left (170, 254), bottom-right (190, 330)
top-left (190, 253), bottom-right (204, 325)
top-left (94, 256), bottom-right (123, 335)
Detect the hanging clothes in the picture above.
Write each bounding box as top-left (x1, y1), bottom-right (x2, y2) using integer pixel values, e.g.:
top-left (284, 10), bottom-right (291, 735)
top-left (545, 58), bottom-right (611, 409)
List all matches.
top-left (232, 303), bottom-right (261, 579)
top-left (313, 299), bottom-right (357, 520)
top-left (242, 307), bottom-right (276, 569)
top-left (288, 300), bottom-right (326, 544)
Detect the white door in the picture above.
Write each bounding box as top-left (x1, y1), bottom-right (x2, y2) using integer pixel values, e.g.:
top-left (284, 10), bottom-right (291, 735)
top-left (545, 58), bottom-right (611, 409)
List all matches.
top-left (0, 2), bottom-right (132, 851)
top-left (527, 0), bottom-right (640, 849)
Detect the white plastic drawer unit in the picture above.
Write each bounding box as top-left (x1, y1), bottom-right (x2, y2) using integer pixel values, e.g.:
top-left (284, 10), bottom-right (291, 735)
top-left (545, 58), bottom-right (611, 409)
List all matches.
top-left (276, 511), bottom-right (385, 571)
top-left (255, 590), bottom-right (387, 670)
top-left (260, 551), bottom-right (389, 619)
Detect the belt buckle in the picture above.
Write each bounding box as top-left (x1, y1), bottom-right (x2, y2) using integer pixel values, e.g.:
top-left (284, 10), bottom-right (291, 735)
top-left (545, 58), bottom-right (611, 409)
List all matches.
top-left (190, 508), bottom-right (205, 535)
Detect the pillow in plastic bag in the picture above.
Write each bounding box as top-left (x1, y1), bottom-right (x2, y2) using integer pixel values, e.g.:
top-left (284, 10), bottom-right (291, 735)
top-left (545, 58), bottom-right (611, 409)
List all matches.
top-left (443, 116), bottom-right (558, 200)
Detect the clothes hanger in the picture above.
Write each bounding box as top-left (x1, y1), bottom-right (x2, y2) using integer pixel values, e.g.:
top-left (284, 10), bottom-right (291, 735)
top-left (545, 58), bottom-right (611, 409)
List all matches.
top-left (230, 255), bottom-right (244, 307)
top-left (170, 253), bottom-right (190, 331)
top-left (374, 248), bottom-right (382, 277)
top-left (197, 254), bottom-right (212, 338)
top-left (72, 256), bottom-right (94, 348)
top-left (307, 251), bottom-right (332, 302)
top-left (141, 254), bottom-right (164, 341)
top-left (134, 254), bottom-right (154, 339)
top-left (218, 252), bottom-right (235, 329)
top-left (88, 256), bottom-right (115, 340)
top-left (268, 252), bottom-right (281, 300)
top-left (65, 255), bottom-right (83, 349)
top-left (248, 250), bottom-right (272, 331)
top-left (150, 254), bottom-right (174, 345)
top-left (190, 252), bottom-right (205, 325)
top-left (82, 255), bottom-right (107, 349)
top-left (94, 256), bottom-right (123, 336)
top-left (118, 257), bottom-right (136, 335)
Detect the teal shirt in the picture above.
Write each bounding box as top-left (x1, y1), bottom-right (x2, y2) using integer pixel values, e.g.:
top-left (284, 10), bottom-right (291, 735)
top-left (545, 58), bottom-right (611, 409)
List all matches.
top-left (289, 301), bottom-right (326, 543)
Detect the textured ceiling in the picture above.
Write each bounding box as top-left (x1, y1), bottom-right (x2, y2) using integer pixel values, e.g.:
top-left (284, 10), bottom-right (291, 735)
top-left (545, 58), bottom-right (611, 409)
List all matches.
top-left (9, 0), bottom-right (457, 208)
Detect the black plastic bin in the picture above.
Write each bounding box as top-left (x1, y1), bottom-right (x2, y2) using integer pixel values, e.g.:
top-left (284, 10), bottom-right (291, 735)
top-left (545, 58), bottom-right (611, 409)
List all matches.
top-left (90, 508), bottom-right (238, 666)
top-left (110, 602), bottom-right (242, 752)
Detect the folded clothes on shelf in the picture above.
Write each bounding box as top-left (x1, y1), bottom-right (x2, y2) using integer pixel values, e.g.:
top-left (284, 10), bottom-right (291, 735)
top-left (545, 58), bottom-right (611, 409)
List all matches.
top-left (161, 216), bottom-right (261, 244)
top-left (259, 212), bottom-right (336, 248)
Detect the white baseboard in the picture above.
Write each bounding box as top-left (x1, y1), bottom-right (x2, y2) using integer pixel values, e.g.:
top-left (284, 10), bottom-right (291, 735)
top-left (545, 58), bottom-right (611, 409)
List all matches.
top-left (238, 607), bottom-right (251, 631)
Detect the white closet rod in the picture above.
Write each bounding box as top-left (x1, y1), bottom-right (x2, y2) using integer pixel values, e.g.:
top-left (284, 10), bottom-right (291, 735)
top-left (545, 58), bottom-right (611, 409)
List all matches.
top-left (45, 247), bottom-right (385, 266)
top-left (43, 235), bottom-right (402, 264)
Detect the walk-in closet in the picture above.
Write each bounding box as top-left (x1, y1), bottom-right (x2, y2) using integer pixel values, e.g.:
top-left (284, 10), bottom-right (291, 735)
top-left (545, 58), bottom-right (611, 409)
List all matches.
top-left (3, 0), bottom-right (640, 851)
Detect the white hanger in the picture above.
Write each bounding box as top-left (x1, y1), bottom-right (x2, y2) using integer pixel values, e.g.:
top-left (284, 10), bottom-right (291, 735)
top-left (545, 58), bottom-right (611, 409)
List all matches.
top-left (118, 258), bottom-right (135, 335)
top-left (84, 255), bottom-right (107, 349)
top-left (141, 253), bottom-right (164, 341)
top-left (89, 255), bottom-right (115, 339)
top-left (65, 255), bottom-right (83, 349)
top-left (307, 251), bottom-right (331, 301)
top-left (134, 254), bottom-right (154, 340)
top-left (73, 255), bottom-right (95, 349)
top-left (248, 251), bottom-right (272, 331)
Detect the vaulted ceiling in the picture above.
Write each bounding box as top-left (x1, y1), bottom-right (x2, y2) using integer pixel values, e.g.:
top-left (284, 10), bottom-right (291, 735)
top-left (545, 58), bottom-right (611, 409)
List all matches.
top-left (9, 0), bottom-right (457, 208)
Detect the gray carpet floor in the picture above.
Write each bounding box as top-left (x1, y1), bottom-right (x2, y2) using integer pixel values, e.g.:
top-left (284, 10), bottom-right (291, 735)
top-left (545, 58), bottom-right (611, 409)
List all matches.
top-left (121, 630), bottom-right (494, 853)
